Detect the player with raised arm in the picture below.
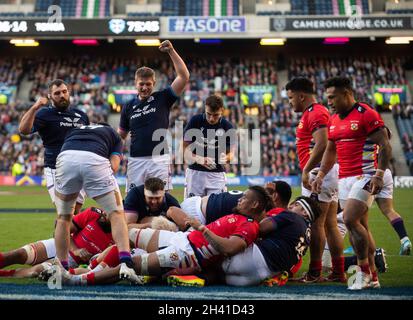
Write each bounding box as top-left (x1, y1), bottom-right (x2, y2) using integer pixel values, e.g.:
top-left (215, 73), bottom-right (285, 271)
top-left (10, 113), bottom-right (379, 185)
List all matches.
top-left (19, 79), bottom-right (89, 214)
top-left (118, 40), bottom-right (189, 193)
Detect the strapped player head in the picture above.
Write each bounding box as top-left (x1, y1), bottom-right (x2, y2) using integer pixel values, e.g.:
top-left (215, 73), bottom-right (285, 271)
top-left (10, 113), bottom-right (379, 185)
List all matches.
top-left (144, 177), bottom-right (166, 212)
top-left (289, 196), bottom-right (321, 224)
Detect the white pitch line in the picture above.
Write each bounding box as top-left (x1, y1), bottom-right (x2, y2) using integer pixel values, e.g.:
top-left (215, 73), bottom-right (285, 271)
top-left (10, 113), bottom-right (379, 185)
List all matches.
top-left (1, 288), bottom-right (412, 301)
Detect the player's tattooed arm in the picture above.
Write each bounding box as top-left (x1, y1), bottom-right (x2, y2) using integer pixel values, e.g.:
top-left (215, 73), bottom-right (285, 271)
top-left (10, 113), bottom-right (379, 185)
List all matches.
top-left (201, 228), bottom-right (247, 257)
top-left (368, 127), bottom-right (392, 173)
top-left (186, 218), bottom-right (247, 257)
top-left (368, 127), bottom-right (392, 194)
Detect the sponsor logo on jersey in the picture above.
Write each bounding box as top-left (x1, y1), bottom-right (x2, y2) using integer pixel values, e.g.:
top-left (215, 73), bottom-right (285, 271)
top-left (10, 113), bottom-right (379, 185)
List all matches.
top-left (216, 129), bottom-right (225, 137)
top-left (60, 117), bottom-right (82, 127)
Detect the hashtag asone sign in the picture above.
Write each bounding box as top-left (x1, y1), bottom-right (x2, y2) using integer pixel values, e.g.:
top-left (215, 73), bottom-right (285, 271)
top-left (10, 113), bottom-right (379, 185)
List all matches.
top-left (168, 17), bottom-right (246, 33)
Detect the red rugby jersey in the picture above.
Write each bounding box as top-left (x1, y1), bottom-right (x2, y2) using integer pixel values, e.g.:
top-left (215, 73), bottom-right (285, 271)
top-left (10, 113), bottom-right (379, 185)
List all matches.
top-left (71, 207), bottom-right (114, 258)
top-left (188, 214), bottom-right (259, 268)
top-left (296, 104), bottom-right (330, 170)
top-left (328, 103), bottom-right (384, 179)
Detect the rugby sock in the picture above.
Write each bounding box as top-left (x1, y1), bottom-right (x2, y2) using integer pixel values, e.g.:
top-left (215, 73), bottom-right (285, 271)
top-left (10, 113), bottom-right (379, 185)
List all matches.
top-left (371, 271), bottom-right (378, 282)
top-left (86, 272), bottom-right (95, 285)
top-left (88, 258), bottom-right (99, 270)
top-left (332, 257), bottom-right (345, 274)
top-left (359, 263), bottom-right (371, 275)
top-left (104, 246), bottom-right (120, 267)
top-left (309, 260), bottom-right (322, 276)
top-left (344, 255), bottom-right (358, 271)
top-left (391, 218), bottom-right (408, 240)
top-left (61, 260), bottom-right (69, 270)
top-left (119, 251), bottom-right (133, 266)
top-left (90, 263), bottom-right (107, 274)
top-left (0, 253), bottom-right (4, 268)
top-left (0, 269), bottom-right (16, 277)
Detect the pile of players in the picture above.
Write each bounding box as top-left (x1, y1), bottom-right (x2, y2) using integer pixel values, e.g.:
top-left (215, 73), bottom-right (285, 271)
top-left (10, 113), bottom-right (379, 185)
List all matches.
top-left (0, 40), bottom-right (411, 291)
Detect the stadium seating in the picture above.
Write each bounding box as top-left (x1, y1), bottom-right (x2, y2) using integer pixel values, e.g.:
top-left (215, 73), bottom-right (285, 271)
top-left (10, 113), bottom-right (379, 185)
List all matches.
top-left (0, 52), bottom-right (410, 176)
top-left (393, 104), bottom-right (413, 174)
top-left (288, 0), bottom-right (369, 16)
top-left (289, 56), bottom-right (407, 104)
top-left (160, 0), bottom-right (239, 16)
top-left (34, 0), bottom-right (110, 18)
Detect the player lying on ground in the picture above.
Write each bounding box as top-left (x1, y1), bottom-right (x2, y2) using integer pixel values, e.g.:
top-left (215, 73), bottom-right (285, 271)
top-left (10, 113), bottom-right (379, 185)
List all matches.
top-left (41, 186), bottom-right (273, 286)
top-left (198, 196), bottom-right (321, 287)
top-left (166, 181), bottom-right (292, 230)
top-left (0, 207), bottom-right (113, 278)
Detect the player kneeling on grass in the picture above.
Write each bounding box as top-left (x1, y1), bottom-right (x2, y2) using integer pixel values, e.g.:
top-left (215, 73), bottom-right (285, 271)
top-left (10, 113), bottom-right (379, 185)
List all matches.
top-left (0, 207), bottom-right (113, 278)
top-left (167, 196), bottom-right (321, 287)
top-left (45, 186), bottom-right (272, 286)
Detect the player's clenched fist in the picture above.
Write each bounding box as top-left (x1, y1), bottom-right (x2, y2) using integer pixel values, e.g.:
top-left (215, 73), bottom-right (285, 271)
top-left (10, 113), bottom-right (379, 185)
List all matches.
top-left (34, 97), bottom-right (49, 110)
top-left (159, 40), bottom-right (174, 53)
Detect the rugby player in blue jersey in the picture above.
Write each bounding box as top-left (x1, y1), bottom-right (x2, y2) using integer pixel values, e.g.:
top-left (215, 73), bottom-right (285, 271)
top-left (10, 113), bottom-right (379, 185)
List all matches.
top-left (182, 95), bottom-right (236, 199)
top-left (19, 79), bottom-right (89, 213)
top-left (118, 40), bottom-right (189, 193)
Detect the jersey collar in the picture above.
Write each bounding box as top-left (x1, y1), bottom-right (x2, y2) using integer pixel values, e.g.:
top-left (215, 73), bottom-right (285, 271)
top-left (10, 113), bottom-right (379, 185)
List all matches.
top-left (338, 103), bottom-right (357, 120)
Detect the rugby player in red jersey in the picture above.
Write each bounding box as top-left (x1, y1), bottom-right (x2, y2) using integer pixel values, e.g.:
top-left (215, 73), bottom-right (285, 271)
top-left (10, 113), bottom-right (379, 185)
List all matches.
top-left (286, 77), bottom-right (345, 283)
top-left (312, 77), bottom-right (391, 290)
top-left (0, 207), bottom-right (113, 278)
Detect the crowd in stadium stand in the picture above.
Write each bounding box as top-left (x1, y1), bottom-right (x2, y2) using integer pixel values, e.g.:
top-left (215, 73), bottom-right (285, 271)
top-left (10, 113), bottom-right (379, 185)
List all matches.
top-left (289, 56), bottom-right (407, 103)
top-left (0, 54), bottom-right (411, 176)
top-left (393, 103), bottom-right (413, 174)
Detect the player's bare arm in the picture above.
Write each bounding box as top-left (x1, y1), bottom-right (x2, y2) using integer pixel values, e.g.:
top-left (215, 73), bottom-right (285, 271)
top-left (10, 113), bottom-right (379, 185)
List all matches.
top-left (117, 128), bottom-right (128, 141)
top-left (187, 218), bottom-right (248, 257)
top-left (19, 97), bottom-right (48, 135)
top-left (368, 127), bottom-right (392, 195)
top-left (311, 140), bottom-right (337, 194)
top-left (302, 128), bottom-right (328, 189)
top-left (166, 206), bottom-right (191, 231)
top-left (109, 154), bottom-right (121, 173)
top-left (159, 40), bottom-right (190, 96)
